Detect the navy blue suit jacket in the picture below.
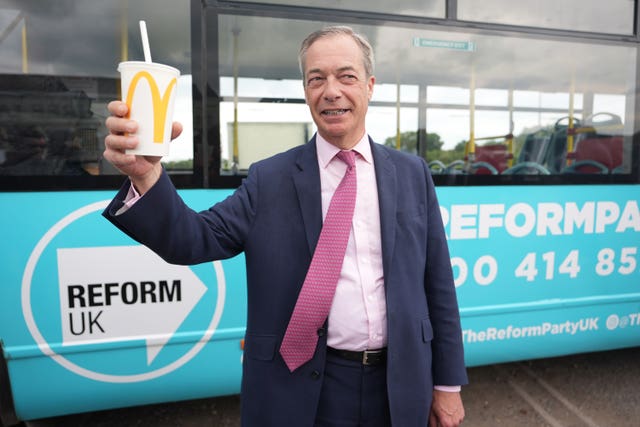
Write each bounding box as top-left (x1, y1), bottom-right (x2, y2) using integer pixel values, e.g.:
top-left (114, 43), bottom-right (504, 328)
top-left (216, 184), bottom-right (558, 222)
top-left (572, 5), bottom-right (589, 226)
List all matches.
top-left (104, 137), bottom-right (468, 426)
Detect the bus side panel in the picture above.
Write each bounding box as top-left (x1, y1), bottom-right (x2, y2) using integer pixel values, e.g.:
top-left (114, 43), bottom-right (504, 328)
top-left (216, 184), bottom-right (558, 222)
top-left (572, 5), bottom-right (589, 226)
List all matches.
top-left (1, 185), bottom-right (639, 420)
top-left (0, 190), bottom-right (247, 421)
top-left (438, 184), bottom-right (640, 366)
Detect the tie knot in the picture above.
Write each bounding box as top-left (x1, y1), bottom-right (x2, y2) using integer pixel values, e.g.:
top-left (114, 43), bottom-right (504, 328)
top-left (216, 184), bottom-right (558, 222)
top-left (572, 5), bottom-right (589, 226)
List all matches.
top-left (336, 150), bottom-right (356, 169)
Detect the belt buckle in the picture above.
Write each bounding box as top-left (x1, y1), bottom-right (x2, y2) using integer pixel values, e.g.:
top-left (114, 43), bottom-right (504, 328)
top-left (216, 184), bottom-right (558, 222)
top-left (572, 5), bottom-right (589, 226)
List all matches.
top-left (362, 350), bottom-right (377, 365)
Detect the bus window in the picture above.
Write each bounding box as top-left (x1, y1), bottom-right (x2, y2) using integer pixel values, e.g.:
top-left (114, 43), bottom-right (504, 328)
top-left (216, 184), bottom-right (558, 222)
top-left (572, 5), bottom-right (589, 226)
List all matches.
top-left (216, 14), bottom-right (637, 183)
top-left (0, 1), bottom-right (194, 185)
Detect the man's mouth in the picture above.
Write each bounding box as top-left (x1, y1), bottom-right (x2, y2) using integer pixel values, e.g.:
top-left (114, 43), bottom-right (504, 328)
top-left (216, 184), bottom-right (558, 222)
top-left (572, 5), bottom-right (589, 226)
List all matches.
top-left (321, 109), bottom-right (349, 116)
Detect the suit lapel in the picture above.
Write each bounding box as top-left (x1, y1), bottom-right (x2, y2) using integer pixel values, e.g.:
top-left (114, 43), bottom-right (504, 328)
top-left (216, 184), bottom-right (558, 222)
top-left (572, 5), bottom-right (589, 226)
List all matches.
top-left (293, 137), bottom-right (322, 256)
top-left (292, 137), bottom-right (398, 267)
top-left (370, 139), bottom-right (397, 279)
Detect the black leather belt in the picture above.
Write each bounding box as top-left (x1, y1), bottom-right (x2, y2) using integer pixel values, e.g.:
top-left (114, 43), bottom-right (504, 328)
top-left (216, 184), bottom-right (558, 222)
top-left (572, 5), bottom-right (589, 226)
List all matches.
top-left (327, 347), bottom-right (387, 366)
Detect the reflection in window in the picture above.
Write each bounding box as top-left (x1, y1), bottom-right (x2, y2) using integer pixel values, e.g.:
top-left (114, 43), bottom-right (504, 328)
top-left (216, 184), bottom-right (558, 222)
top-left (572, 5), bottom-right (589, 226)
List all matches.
top-left (513, 91), bottom-right (584, 110)
top-left (428, 87), bottom-right (469, 105)
top-left (372, 84), bottom-right (419, 103)
top-left (220, 77), bottom-right (304, 99)
top-left (219, 101), bottom-right (312, 172)
top-left (475, 89), bottom-right (508, 107)
top-left (369, 106), bottom-right (418, 150)
top-left (0, 0), bottom-right (192, 177)
top-left (0, 75), bottom-right (107, 176)
top-left (227, 0), bottom-right (445, 18)
top-left (458, 0), bottom-right (634, 35)
top-left (218, 14), bottom-right (636, 177)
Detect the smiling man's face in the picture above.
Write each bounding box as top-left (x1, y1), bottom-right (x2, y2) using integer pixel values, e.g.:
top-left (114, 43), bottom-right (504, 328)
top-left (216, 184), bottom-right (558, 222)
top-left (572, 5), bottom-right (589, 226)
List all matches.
top-left (302, 34), bottom-right (375, 150)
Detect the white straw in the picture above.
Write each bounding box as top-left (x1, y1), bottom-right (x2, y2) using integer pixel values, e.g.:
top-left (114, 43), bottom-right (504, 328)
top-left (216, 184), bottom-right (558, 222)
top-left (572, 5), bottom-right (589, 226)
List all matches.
top-left (139, 20), bottom-right (152, 63)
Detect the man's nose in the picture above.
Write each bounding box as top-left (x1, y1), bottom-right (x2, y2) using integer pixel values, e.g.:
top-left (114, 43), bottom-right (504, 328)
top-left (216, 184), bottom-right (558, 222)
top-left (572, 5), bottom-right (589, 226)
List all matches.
top-left (323, 77), bottom-right (341, 101)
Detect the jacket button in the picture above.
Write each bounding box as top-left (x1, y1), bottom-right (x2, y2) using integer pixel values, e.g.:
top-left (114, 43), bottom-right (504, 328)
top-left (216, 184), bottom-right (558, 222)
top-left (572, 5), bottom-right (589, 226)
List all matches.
top-left (310, 370), bottom-right (321, 380)
top-left (316, 328), bottom-right (326, 337)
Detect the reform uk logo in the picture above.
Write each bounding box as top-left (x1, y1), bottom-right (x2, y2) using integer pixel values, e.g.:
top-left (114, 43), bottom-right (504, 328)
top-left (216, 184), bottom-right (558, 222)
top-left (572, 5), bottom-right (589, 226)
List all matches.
top-left (21, 200), bottom-right (226, 383)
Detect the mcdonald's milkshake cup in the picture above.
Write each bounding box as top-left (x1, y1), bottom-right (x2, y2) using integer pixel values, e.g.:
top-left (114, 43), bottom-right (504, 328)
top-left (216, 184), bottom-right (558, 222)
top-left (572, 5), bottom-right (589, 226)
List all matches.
top-left (118, 61), bottom-right (180, 156)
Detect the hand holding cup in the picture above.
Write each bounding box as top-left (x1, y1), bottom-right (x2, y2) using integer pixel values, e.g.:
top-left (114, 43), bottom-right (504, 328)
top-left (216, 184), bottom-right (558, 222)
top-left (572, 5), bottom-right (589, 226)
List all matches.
top-left (103, 101), bottom-right (183, 193)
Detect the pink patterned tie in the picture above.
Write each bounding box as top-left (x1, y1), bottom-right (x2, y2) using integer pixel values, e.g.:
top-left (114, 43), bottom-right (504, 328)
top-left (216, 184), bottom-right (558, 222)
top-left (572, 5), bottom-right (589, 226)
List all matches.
top-left (280, 150), bottom-right (357, 372)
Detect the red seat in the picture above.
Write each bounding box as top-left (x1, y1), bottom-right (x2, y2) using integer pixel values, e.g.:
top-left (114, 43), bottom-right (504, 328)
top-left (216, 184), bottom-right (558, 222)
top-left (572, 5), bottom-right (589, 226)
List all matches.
top-left (473, 144), bottom-right (511, 174)
top-left (570, 135), bottom-right (623, 173)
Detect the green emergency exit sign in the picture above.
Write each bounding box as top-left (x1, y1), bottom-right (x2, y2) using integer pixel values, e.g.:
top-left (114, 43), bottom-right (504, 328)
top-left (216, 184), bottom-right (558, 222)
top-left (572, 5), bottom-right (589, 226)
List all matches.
top-left (412, 38), bottom-right (476, 51)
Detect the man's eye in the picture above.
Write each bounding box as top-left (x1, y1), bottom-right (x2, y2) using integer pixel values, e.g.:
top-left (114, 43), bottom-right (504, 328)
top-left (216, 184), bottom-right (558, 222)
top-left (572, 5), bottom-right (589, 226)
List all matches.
top-left (307, 76), bottom-right (323, 85)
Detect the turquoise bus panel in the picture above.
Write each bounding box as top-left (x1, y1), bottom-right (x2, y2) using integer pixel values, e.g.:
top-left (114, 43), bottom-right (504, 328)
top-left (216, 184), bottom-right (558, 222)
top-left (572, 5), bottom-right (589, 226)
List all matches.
top-left (0, 184), bottom-right (639, 420)
top-left (438, 185), bottom-right (640, 365)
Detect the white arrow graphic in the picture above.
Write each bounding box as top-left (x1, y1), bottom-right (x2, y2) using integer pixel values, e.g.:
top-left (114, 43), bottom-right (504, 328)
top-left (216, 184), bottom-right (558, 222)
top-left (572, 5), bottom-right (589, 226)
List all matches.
top-left (57, 245), bottom-right (208, 365)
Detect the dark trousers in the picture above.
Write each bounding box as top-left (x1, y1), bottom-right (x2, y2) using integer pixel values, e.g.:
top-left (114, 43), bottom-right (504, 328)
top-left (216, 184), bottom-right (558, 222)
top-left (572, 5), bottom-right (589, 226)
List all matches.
top-left (315, 351), bottom-right (391, 427)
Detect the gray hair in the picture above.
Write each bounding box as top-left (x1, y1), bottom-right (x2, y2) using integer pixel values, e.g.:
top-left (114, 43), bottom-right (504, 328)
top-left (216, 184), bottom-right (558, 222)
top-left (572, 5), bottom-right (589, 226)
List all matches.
top-left (298, 26), bottom-right (375, 84)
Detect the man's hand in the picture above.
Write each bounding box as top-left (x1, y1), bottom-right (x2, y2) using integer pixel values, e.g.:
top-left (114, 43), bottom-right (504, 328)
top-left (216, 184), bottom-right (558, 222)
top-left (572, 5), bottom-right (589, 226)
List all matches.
top-left (429, 389), bottom-right (465, 427)
top-left (103, 100), bottom-right (183, 194)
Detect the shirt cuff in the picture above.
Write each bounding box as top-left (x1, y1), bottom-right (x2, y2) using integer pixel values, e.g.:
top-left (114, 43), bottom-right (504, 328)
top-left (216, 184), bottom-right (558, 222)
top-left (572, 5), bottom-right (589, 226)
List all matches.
top-left (115, 183), bottom-right (142, 215)
top-left (434, 385), bottom-right (462, 392)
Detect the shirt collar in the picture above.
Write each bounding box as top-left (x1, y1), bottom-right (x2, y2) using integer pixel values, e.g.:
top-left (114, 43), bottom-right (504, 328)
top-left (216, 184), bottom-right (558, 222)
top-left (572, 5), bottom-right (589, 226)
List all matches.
top-left (316, 133), bottom-right (373, 169)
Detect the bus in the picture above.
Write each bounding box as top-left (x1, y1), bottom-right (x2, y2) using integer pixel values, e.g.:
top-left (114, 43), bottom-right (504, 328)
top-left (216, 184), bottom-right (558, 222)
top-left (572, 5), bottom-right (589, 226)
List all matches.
top-left (1, 0), bottom-right (638, 424)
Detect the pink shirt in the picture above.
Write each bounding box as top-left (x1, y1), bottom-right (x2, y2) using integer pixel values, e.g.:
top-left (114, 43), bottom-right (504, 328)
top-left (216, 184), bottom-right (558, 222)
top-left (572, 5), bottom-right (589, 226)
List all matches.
top-left (315, 134), bottom-right (387, 352)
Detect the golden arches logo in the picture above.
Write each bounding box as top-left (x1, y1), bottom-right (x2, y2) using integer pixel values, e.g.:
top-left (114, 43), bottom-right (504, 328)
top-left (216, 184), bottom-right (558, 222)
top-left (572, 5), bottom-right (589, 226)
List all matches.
top-left (125, 71), bottom-right (177, 143)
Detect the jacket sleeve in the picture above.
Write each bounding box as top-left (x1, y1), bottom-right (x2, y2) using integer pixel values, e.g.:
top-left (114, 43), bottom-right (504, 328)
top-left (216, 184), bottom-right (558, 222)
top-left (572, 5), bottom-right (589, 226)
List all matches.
top-left (102, 168), bottom-right (258, 265)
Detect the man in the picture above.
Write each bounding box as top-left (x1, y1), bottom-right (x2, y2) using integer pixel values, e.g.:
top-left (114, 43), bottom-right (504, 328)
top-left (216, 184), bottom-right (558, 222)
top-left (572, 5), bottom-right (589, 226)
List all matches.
top-left (103, 26), bottom-right (467, 427)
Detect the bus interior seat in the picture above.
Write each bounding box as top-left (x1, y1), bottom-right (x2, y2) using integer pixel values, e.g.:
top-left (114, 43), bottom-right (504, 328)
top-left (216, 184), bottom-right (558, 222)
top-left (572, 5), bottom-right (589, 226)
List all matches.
top-left (502, 161), bottom-right (551, 175)
top-left (428, 160), bottom-right (446, 174)
top-left (518, 130), bottom-right (550, 165)
top-left (471, 144), bottom-right (511, 174)
top-left (564, 134), bottom-right (623, 174)
top-left (563, 113), bottom-right (623, 174)
top-left (543, 117), bottom-right (580, 174)
top-left (502, 129), bottom-right (552, 174)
